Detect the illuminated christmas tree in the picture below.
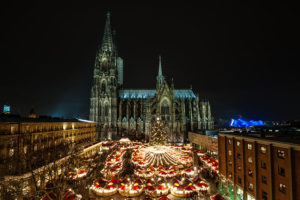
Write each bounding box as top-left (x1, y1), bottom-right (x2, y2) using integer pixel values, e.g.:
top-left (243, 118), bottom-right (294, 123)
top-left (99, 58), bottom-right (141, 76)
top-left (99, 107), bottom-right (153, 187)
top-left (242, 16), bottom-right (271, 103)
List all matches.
top-left (150, 117), bottom-right (167, 145)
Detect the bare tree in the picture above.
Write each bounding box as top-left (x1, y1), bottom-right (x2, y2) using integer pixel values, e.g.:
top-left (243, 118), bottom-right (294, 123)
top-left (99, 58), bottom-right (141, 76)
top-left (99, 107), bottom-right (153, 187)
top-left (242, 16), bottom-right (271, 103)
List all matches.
top-left (0, 139), bottom-right (84, 200)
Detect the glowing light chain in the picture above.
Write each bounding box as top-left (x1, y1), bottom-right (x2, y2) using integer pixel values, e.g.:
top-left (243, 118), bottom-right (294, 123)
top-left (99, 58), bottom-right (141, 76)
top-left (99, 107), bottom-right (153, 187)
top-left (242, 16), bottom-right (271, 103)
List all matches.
top-left (67, 169), bottom-right (87, 180)
top-left (118, 179), bottom-right (144, 197)
top-left (132, 146), bottom-right (192, 168)
top-left (145, 180), bottom-right (169, 197)
top-left (91, 140), bottom-right (209, 198)
top-left (199, 154), bottom-right (219, 173)
top-left (101, 148), bottom-right (126, 178)
top-left (90, 178), bottom-right (118, 197)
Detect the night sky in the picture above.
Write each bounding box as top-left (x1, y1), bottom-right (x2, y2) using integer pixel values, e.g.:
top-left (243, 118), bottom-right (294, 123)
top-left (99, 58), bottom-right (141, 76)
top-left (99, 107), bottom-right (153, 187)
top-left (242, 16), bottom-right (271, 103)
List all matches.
top-left (1, 2), bottom-right (299, 121)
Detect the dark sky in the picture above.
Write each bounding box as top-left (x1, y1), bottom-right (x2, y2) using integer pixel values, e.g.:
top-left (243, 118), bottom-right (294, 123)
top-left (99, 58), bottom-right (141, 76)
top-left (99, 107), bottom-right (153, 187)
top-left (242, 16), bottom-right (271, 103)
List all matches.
top-left (0, 2), bottom-right (299, 121)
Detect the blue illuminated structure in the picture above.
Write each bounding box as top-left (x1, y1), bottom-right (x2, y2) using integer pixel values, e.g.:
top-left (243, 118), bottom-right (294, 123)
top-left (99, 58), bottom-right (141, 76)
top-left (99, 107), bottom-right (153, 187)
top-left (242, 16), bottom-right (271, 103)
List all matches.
top-left (230, 119), bottom-right (264, 128)
top-left (3, 105), bottom-right (10, 114)
top-left (119, 89), bottom-right (155, 99)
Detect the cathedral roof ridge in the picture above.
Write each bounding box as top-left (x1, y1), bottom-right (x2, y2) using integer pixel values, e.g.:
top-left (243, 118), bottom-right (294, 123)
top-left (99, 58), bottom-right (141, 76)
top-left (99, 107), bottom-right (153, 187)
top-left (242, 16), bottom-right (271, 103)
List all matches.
top-left (119, 89), bottom-right (156, 99)
top-left (121, 88), bottom-right (155, 90)
top-left (174, 89), bottom-right (196, 98)
top-left (119, 89), bottom-right (196, 99)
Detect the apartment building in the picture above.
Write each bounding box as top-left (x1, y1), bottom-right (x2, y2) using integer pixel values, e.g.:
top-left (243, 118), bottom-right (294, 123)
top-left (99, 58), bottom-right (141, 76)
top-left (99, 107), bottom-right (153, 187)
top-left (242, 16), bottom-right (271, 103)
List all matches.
top-left (218, 132), bottom-right (300, 200)
top-left (0, 115), bottom-right (96, 177)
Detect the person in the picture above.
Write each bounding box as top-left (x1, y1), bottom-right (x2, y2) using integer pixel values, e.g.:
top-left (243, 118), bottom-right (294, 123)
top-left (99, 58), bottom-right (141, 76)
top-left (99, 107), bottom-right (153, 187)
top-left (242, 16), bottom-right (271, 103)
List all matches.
top-left (187, 192), bottom-right (192, 198)
top-left (192, 191), bottom-right (198, 199)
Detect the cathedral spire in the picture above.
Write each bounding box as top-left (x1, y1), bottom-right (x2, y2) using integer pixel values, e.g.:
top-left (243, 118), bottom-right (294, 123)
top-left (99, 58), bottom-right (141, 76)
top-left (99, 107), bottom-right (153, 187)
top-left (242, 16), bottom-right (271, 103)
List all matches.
top-left (156, 55), bottom-right (164, 89)
top-left (101, 11), bottom-right (114, 52)
top-left (158, 55), bottom-right (162, 77)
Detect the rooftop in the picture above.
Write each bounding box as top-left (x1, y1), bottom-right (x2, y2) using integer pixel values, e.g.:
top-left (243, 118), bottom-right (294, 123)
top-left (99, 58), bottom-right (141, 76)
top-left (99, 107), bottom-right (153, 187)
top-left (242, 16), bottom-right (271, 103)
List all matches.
top-left (119, 89), bottom-right (196, 99)
top-left (219, 131), bottom-right (300, 145)
top-left (0, 114), bottom-right (93, 123)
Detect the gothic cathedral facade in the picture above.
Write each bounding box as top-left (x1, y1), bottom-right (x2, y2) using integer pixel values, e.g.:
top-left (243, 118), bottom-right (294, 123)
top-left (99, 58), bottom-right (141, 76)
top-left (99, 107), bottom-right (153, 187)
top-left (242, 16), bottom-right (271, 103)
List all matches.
top-left (90, 12), bottom-right (214, 142)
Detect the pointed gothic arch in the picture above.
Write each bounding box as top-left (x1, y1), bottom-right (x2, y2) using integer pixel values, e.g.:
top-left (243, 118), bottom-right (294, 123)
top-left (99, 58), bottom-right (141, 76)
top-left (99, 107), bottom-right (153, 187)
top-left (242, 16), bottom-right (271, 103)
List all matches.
top-left (99, 102), bottom-right (102, 116)
top-left (100, 80), bottom-right (107, 93)
top-left (105, 103), bottom-right (109, 117)
top-left (160, 98), bottom-right (170, 121)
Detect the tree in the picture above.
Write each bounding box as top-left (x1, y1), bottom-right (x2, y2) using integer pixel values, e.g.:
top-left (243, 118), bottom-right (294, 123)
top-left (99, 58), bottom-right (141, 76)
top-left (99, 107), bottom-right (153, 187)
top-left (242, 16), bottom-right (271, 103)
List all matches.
top-left (0, 177), bottom-right (25, 200)
top-left (0, 140), bottom-right (84, 200)
top-left (150, 118), bottom-right (167, 146)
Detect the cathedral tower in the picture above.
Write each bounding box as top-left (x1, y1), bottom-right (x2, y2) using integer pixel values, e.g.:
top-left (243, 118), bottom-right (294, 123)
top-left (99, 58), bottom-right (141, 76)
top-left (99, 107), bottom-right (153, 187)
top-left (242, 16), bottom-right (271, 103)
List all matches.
top-left (156, 56), bottom-right (164, 89)
top-left (89, 13), bottom-right (214, 141)
top-left (90, 12), bottom-right (122, 138)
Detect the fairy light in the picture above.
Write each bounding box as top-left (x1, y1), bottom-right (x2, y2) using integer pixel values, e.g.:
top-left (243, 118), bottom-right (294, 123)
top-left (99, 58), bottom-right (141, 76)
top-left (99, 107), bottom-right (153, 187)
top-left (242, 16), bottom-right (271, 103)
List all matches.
top-left (91, 138), bottom-right (210, 198)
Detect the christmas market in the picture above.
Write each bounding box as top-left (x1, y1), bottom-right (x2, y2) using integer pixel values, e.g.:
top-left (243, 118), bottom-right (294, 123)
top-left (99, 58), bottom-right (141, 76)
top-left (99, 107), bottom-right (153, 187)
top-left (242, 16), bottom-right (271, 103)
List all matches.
top-left (86, 118), bottom-right (220, 199)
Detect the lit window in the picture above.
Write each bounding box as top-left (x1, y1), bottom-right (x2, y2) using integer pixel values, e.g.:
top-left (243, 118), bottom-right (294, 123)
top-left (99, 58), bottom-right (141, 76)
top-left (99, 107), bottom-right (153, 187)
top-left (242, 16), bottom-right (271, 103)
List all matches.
top-left (260, 146), bottom-right (267, 154)
top-left (279, 183), bottom-right (286, 194)
top-left (247, 194), bottom-right (255, 200)
top-left (228, 150), bottom-right (232, 156)
top-left (248, 169), bottom-right (253, 177)
top-left (237, 141), bottom-right (240, 146)
top-left (9, 148), bottom-right (14, 157)
top-left (247, 144), bottom-right (252, 150)
top-left (11, 126), bottom-right (15, 134)
top-left (248, 183), bottom-right (254, 191)
top-left (278, 166), bottom-right (285, 176)
top-left (228, 139), bottom-right (231, 144)
top-left (26, 126), bottom-right (29, 132)
top-left (248, 157), bottom-right (253, 163)
top-left (277, 150), bottom-right (285, 159)
top-left (237, 165), bottom-right (242, 171)
top-left (228, 172), bottom-right (232, 178)
top-left (23, 146), bottom-right (27, 154)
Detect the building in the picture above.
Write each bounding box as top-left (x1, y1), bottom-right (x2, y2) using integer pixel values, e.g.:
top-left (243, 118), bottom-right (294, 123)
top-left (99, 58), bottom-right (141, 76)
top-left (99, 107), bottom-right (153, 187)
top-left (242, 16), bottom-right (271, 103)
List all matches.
top-left (188, 132), bottom-right (218, 154)
top-left (89, 12), bottom-right (214, 142)
top-left (218, 132), bottom-right (300, 200)
top-left (28, 108), bottom-right (37, 119)
top-left (2, 105), bottom-right (10, 114)
top-left (0, 115), bottom-right (96, 177)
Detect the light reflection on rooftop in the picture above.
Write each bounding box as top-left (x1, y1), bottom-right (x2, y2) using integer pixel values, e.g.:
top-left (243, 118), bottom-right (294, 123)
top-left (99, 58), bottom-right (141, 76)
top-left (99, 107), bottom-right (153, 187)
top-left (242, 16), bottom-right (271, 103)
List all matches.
top-left (119, 89), bottom-right (196, 99)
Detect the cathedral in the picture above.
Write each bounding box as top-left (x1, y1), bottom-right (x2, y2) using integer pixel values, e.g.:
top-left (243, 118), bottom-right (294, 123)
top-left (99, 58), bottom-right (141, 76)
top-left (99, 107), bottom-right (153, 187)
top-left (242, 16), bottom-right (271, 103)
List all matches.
top-left (89, 12), bottom-right (214, 142)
